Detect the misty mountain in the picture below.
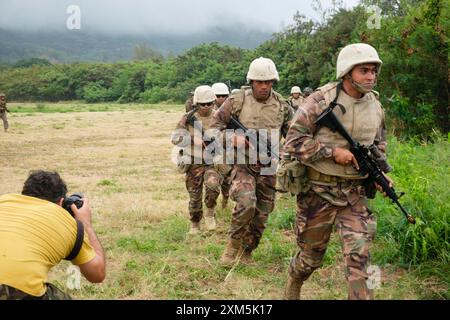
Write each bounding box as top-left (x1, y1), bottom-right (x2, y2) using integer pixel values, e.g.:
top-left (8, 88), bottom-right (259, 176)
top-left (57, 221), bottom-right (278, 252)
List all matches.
top-left (0, 25), bottom-right (273, 63)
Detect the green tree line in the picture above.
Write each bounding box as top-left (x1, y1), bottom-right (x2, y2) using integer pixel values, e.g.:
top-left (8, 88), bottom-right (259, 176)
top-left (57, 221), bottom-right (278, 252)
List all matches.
top-left (0, 0), bottom-right (448, 137)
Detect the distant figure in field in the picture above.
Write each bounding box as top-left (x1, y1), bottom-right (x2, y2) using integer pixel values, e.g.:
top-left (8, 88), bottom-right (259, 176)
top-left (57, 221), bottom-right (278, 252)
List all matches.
top-left (0, 93), bottom-right (9, 132)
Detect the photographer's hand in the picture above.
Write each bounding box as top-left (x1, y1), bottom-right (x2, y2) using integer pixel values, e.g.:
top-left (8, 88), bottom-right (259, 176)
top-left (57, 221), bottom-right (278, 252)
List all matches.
top-left (70, 197), bottom-right (106, 283)
top-left (71, 197), bottom-right (92, 226)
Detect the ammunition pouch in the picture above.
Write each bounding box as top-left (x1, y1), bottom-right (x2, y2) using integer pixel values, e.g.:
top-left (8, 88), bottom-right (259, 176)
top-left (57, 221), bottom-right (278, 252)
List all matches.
top-left (306, 167), bottom-right (365, 186)
top-left (276, 158), bottom-right (309, 195)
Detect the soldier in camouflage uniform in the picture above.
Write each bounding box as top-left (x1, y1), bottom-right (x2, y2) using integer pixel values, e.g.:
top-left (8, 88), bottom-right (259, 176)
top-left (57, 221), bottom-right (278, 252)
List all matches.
top-left (212, 83), bottom-right (232, 208)
top-left (185, 91), bottom-right (195, 112)
top-left (0, 93), bottom-right (9, 132)
top-left (287, 86), bottom-right (305, 111)
top-left (283, 43), bottom-right (390, 300)
top-left (172, 86), bottom-right (223, 234)
top-left (210, 57), bottom-right (293, 265)
top-left (212, 82), bottom-right (229, 110)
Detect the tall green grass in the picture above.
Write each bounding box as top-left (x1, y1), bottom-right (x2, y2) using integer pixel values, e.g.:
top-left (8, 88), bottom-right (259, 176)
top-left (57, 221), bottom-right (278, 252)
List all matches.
top-left (372, 134), bottom-right (449, 265)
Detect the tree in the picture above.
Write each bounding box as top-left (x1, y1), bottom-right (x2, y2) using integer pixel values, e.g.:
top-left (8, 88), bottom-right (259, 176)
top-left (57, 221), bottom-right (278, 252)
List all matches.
top-left (133, 44), bottom-right (164, 63)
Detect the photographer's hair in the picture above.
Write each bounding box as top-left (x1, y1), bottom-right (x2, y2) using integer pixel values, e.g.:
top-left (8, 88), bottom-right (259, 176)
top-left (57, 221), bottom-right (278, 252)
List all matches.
top-left (22, 170), bottom-right (68, 204)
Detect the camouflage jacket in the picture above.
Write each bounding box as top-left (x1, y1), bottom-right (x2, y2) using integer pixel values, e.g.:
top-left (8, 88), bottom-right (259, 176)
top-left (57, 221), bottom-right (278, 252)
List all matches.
top-left (171, 108), bottom-right (216, 164)
top-left (210, 88), bottom-right (293, 167)
top-left (284, 83), bottom-right (387, 165)
top-left (284, 82), bottom-right (388, 206)
top-left (184, 95), bottom-right (194, 113)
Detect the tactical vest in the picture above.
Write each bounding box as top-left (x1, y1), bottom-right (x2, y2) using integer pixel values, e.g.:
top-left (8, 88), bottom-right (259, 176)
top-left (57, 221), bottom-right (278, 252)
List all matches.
top-left (227, 88), bottom-right (288, 167)
top-left (308, 82), bottom-right (384, 179)
top-left (289, 96), bottom-right (304, 109)
top-left (186, 109), bottom-right (215, 164)
top-left (187, 110), bottom-right (214, 136)
top-left (231, 88), bottom-right (285, 134)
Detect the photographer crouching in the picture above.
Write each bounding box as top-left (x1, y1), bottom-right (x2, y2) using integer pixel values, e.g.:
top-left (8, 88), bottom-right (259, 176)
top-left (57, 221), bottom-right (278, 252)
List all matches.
top-left (0, 170), bottom-right (105, 299)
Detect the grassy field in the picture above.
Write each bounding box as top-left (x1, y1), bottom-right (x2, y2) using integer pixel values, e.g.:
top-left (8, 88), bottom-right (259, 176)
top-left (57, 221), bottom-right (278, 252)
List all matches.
top-left (0, 102), bottom-right (448, 300)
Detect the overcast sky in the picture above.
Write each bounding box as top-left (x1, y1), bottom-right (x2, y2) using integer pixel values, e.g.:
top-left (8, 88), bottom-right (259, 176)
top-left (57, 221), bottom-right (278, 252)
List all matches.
top-left (0, 0), bottom-right (360, 35)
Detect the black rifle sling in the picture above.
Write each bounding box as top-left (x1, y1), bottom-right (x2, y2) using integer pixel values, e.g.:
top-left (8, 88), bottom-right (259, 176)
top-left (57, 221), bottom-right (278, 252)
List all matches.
top-left (330, 82), bottom-right (346, 114)
top-left (65, 219), bottom-right (85, 261)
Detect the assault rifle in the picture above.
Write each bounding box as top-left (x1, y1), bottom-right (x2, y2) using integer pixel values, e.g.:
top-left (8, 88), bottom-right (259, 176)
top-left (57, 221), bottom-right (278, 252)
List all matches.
top-left (314, 98), bottom-right (416, 224)
top-left (227, 115), bottom-right (280, 161)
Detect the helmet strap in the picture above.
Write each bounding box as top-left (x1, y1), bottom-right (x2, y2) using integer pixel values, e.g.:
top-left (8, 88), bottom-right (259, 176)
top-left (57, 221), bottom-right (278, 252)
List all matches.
top-left (345, 74), bottom-right (376, 94)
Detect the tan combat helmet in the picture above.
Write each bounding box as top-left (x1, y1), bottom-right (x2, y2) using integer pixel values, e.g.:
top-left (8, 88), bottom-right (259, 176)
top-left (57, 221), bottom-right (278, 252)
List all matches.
top-left (336, 43), bottom-right (383, 79)
top-left (290, 86), bottom-right (302, 94)
top-left (211, 83), bottom-right (230, 96)
top-left (246, 57), bottom-right (280, 83)
top-left (193, 85), bottom-right (216, 105)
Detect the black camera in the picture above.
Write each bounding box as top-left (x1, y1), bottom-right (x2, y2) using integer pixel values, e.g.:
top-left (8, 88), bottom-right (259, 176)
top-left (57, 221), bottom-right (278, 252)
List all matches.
top-left (63, 193), bottom-right (84, 216)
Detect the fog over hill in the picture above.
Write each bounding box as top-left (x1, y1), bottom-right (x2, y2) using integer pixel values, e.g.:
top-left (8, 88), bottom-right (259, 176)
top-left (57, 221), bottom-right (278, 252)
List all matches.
top-left (0, 0), bottom-right (359, 62)
top-left (0, 26), bottom-right (272, 63)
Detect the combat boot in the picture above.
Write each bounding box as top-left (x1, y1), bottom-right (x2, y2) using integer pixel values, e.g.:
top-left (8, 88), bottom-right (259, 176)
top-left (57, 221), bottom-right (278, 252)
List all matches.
top-left (221, 197), bottom-right (229, 209)
top-left (237, 246), bottom-right (254, 265)
top-left (220, 238), bottom-right (241, 265)
top-left (188, 221), bottom-right (201, 235)
top-left (285, 275), bottom-right (303, 300)
top-left (204, 208), bottom-right (217, 231)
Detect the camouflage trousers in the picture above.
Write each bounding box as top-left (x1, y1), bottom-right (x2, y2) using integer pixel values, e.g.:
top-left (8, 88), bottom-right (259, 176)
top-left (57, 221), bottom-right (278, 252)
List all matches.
top-left (289, 187), bottom-right (377, 300)
top-left (221, 172), bottom-right (231, 199)
top-left (0, 111), bottom-right (8, 130)
top-left (186, 164), bottom-right (222, 222)
top-left (0, 283), bottom-right (72, 300)
top-left (228, 164), bottom-right (276, 252)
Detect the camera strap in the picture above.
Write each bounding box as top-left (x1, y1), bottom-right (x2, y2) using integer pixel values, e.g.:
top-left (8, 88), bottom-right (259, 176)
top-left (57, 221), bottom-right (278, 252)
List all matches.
top-left (65, 219), bottom-right (84, 261)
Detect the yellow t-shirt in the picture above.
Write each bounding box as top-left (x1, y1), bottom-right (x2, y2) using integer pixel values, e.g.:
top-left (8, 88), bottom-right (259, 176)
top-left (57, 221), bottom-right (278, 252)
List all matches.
top-left (0, 193), bottom-right (96, 296)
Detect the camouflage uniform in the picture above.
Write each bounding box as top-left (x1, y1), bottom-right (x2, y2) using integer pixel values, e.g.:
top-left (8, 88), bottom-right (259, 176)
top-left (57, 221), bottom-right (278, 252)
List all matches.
top-left (0, 283), bottom-right (72, 300)
top-left (213, 100), bottom-right (232, 207)
top-left (0, 93), bottom-right (8, 132)
top-left (287, 95), bottom-right (305, 112)
top-left (284, 81), bottom-right (387, 300)
top-left (185, 93), bottom-right (194, 112)
top-left (213, 100), bottom-right (222, 110)
top-left (220, 171), bottom-right (231, 207)
top-left (211, 88), bottom-right (293, 254)
top-left (172, 109), bottom-right (222, 224)
top-left (185, 164), bottom-right (222, 223)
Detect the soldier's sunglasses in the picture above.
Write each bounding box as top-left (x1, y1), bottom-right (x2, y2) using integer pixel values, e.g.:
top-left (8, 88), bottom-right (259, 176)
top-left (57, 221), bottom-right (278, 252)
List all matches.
top-left (216, 95), bottom-right (228, 98)
top-left (199, 102), bottom-right (213, 107)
